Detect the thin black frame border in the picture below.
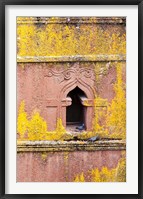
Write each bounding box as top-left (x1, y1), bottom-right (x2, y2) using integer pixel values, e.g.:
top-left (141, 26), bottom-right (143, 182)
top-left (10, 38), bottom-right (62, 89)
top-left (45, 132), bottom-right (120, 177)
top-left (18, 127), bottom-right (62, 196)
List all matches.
top-left (0, 0), bottom-right (143, 198)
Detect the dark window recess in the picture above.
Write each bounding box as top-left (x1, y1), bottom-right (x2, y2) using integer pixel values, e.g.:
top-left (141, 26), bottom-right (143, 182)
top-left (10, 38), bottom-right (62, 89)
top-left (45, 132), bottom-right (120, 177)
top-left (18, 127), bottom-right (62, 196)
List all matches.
top-left (66, 87), bottom-right (86, 125)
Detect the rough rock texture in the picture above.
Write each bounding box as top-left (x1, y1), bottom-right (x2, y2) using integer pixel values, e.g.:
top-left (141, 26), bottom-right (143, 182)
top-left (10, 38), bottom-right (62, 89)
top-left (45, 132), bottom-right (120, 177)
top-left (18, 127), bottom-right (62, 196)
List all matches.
top-left (17, 61), bottom-right (126, 131)
top-left (17, 17), bottom-right (126, 182)
top-left (17, 150), bottom-right (124, 182)
top-left (17, 17), bottom-right (126, 131)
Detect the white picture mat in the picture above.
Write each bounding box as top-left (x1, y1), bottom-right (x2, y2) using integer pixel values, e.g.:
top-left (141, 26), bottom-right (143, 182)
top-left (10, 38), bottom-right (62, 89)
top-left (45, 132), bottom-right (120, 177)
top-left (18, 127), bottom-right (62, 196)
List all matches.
top-left (5, 5), bottom-right (138, 194)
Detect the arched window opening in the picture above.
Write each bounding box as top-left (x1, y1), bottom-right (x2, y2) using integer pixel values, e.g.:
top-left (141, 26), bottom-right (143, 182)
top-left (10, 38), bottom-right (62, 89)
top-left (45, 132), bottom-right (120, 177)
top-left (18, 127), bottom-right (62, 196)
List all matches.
top-left (66, 87), bottom-right (87, 132)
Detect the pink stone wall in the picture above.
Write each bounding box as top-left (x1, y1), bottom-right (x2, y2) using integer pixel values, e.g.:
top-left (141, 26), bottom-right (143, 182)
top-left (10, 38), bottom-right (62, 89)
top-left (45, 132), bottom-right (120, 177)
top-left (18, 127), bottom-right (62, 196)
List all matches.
top-left (16, 17), bottom-right (126, 183)
top-left (17, 61), bottom-right (126, 131)
top-left (17, 150), bottom-right (123, 182)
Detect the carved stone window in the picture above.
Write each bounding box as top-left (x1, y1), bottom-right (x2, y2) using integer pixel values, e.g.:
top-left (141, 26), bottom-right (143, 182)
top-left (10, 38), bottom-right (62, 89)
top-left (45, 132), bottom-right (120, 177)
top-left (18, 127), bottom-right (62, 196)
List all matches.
top-left (66, 87), bottom-right (87, 130)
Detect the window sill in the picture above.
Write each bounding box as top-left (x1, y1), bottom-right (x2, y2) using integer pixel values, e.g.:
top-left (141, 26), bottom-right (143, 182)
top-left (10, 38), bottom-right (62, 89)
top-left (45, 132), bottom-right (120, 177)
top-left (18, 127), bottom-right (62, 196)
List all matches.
top-left (17, 140), bottom-right (126, 152)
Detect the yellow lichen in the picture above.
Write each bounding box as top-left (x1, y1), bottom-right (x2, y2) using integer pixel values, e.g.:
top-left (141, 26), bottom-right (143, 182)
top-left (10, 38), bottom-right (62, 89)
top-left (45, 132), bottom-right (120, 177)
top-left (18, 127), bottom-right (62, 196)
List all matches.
top-left (17, 101), bottom-right (68, 141)
top-left (56, 118), bottom-right (66, 135)
top-left (74, 172), bottom-right (85, 182)
top-left (17, 100), bottom-right (29, 139)
top-left (89, 62), bottom-right (126, 140)
top-left (77, 131), bottom-right (97, 140)
top-left (115, 157), bottom-right (126, 182)
top-left (91, 157), bottom-right (126, 182)
top-left (93, 101), bottom-right (104, 132)
top-left (91, 166), bottom-right (116, 182)
top-left (17, 17), bottom-right (126, 57)
top-left (91, 98), bottom-right (109, 138)
top-left (28, 112), bottom-right (47, 140)
top-left (41, 152), bottom-right (48, 161)
top-left (64, 151), bottom-right (69, 181)
top-left (64, 151), bottom-right (69, 161)
top-left (106, 62), bottom-right (126, 139)
top-left (74, 157), bottom-right (126, 182)
top-left (44, 118), bottom-right (66, 141)
top-left (83, 100), bottom-right (91, 106)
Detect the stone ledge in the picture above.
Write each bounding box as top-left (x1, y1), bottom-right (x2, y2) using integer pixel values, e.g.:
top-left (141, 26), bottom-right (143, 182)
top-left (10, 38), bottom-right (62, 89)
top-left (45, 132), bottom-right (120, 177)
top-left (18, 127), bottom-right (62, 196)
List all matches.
top-left (17, 54), bottom-right (126, 63)
top-left (17, 17), bottom-right (126, 24)
top-left (17, 140), bottom-right (126, 152)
